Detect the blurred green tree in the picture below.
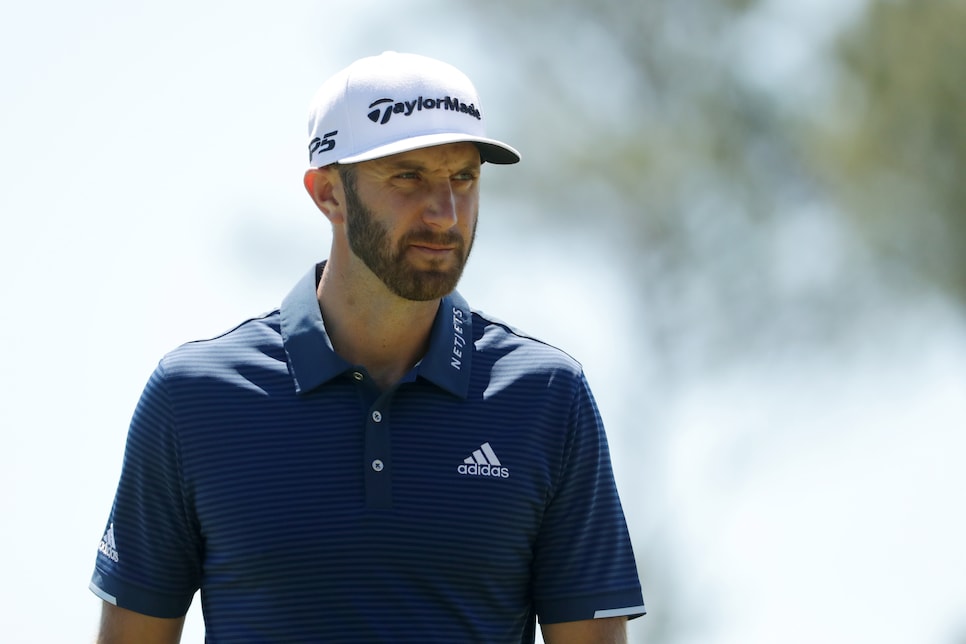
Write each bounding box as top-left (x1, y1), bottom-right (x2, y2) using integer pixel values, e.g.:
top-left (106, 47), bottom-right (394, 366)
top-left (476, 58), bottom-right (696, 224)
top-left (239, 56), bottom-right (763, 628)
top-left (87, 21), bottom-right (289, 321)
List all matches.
top-left (465, 0), bottom-right (964, 361)
top-left (815, 0), bottom-right (966, 301)
top-left (464, 0), bottom-right (831, 370)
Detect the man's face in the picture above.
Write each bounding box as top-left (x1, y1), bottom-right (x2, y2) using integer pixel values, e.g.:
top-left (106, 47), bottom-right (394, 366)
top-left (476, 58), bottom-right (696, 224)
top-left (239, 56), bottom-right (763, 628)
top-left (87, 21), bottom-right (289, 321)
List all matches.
top-left (341, 142), bottom-right (481, 301)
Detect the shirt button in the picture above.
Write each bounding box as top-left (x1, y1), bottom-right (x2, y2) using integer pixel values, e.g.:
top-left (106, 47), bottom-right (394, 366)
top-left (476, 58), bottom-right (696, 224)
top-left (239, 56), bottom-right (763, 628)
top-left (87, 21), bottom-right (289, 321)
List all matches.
top-left (371, 410), bottom-right (382, 422)
top-left (371, 459), bottom-right (384, 472)
top-left (352, 371), bottom-right (364, 381)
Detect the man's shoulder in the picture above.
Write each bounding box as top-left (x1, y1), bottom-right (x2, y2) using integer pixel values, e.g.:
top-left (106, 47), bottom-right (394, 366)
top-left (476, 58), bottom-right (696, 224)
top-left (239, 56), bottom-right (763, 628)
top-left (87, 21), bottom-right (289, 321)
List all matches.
top-left (157, 308), bottom-right (283, 377)
top-left (470, 308), bottom-right (583, 373)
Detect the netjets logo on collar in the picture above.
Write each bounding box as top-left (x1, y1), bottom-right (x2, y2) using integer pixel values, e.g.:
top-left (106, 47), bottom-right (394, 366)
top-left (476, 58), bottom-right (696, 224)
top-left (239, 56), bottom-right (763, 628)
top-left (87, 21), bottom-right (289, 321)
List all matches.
top-left (367, 96), bottom-right (482, 125)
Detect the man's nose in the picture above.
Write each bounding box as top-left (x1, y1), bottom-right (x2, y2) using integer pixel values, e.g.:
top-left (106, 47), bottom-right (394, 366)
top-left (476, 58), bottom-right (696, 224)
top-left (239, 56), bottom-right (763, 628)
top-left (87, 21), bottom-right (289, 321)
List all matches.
top-left (422, 180), bottom-right (458, 229)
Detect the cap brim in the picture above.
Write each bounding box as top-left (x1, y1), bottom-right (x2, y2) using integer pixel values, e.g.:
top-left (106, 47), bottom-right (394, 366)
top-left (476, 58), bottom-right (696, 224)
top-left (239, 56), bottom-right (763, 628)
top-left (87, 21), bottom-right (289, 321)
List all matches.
top-left (334, 132), bottom-right (520, 165)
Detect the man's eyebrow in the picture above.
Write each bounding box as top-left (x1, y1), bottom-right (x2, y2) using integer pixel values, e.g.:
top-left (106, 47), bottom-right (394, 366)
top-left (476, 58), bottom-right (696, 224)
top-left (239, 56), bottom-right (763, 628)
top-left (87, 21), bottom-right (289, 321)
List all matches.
top-left (382, 159), bottom-right (427, 172)
top-left (381, 159), bottom-right (480, 174)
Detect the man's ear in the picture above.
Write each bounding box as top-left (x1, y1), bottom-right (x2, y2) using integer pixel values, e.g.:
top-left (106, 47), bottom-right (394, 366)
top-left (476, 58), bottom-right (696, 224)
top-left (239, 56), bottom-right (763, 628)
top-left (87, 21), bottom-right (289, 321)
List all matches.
top-left (303, 167), bottom-right (345, 224)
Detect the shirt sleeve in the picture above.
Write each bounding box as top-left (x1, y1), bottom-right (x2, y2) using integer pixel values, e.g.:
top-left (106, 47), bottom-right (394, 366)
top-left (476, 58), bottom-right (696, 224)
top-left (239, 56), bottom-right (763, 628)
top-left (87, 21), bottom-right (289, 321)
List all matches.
top-left (90, 363), bottom-right (202, 618)
top-left (531, 371), bottom-right (645, 624)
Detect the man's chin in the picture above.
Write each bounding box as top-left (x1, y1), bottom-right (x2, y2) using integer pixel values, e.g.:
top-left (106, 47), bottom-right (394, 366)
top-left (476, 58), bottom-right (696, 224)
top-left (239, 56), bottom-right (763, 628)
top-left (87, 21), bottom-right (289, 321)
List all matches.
top-left (387, 268), bottom-right (463, 302)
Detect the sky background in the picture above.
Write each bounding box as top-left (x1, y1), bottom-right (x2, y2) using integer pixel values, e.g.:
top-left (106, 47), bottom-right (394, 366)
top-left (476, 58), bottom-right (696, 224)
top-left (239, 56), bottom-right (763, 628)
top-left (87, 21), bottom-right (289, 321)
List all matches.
top-left (1, 2), bottom-right (964, 643)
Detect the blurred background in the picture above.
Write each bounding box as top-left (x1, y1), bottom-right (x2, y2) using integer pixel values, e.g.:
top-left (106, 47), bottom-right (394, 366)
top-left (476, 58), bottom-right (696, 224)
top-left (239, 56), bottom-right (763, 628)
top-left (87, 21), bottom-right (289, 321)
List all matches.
top-left (1, 0), bottom-right (963, 642)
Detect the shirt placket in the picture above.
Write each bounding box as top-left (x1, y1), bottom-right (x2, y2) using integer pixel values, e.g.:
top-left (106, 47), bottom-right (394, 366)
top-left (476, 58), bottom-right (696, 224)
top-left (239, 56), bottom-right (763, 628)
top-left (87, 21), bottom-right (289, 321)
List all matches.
top-left (352, 370), bottom-right (394, 510)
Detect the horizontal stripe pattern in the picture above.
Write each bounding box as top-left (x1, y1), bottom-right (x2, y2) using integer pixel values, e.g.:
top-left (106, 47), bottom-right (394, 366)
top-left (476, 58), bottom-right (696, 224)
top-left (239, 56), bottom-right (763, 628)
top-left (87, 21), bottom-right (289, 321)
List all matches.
top-left (91, 268), bottom-right (643, 641)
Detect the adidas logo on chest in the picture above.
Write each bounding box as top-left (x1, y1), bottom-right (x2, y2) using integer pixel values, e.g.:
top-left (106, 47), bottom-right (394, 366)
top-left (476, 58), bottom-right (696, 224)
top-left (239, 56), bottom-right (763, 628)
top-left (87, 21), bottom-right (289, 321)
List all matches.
top-left (457, 442), bottom-right (510, 479)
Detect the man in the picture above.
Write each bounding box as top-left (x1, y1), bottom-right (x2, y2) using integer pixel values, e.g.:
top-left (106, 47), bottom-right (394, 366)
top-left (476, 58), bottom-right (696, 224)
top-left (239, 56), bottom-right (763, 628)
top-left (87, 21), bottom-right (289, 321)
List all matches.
top-left (91, 51), bottom-right (644, 643)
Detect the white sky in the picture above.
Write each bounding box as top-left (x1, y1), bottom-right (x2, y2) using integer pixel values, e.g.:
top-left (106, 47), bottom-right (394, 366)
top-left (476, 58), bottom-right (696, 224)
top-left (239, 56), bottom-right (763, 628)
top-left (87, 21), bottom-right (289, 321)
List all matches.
top-left (1, 2), bottom-right (964, 643)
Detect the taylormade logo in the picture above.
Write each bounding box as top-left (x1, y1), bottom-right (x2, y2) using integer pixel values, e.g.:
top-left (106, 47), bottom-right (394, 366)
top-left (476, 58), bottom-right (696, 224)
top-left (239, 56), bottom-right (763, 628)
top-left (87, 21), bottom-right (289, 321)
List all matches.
top-left (367, 96), bottom-right (482, 125)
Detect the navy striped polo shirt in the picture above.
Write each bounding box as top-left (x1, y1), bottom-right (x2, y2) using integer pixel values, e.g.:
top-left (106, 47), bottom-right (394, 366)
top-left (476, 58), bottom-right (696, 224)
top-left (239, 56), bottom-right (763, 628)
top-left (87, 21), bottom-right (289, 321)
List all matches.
top-left (91, 263), bottom-right (644, 642)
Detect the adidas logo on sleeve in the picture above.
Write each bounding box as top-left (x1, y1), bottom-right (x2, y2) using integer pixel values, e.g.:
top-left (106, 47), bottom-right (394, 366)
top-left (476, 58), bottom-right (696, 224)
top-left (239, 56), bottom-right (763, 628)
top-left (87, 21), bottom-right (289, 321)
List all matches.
top-left (98, 523), bottom-right (119, 563)
top-left (457, 442), bottom-right (509, 478)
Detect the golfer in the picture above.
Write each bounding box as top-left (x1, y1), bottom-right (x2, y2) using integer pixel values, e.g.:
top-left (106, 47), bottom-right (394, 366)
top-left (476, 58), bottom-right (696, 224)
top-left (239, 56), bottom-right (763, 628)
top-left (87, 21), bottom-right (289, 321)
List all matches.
top-left (91, 51), bottom-right (644, 643)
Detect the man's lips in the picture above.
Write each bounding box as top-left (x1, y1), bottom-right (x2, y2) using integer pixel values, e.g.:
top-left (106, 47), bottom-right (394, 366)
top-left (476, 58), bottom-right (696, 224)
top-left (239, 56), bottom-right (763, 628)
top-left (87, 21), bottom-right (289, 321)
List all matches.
top-left (409, 243), bottom-right (457, 254)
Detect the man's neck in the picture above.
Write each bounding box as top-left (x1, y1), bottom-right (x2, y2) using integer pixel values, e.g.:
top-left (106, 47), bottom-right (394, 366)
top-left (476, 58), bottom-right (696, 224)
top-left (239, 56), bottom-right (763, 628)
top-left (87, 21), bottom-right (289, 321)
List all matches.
top-left (317, 260), bottom-right (441, 390)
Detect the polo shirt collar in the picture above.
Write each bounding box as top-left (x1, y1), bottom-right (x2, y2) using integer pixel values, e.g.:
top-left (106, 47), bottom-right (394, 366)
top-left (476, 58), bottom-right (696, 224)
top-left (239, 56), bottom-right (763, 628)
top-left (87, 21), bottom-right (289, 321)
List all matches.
top-left (280, 264), bottom-right (350, 394)
top-left (417, 287), bottom-right (472, 399)
top-left (280, 263), bottom-right (472, 399)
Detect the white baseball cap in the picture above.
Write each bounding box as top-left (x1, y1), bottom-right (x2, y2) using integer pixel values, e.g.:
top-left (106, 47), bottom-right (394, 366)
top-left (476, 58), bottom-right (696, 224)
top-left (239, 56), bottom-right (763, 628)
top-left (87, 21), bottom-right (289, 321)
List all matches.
top-left (306, 51), bottom-right (520, 168)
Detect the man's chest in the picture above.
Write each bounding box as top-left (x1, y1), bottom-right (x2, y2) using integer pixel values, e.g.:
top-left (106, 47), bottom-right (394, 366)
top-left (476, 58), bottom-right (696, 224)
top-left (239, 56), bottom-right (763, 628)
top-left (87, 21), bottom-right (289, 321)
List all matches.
top-left (181, 388), bottom-right (565, 584)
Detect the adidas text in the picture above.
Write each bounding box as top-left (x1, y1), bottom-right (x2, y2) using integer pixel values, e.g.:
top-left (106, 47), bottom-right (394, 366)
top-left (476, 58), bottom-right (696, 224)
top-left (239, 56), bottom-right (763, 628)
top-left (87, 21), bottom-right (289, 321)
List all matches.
top-left (458, 462), bottom-right (510, 478)
top-left (98, 541), bottom-right (119, 562)
top-left (367, 95), bottom-right (482, 125)
top-left (460, 442), bottom-right (509, 478)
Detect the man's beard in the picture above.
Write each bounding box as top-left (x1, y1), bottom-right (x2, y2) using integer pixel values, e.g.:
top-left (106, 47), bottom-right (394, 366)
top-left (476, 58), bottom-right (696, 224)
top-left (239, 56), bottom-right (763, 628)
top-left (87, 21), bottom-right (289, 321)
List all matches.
top-left (342, 170), bottom-right (476, 302)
